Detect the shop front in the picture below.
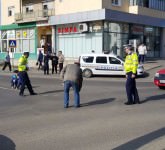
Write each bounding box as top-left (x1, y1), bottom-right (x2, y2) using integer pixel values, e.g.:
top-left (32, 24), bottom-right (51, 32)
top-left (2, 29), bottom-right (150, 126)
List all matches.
top-left (55, 21), bottom-right (103, 59)
top-left (0, 23), bottom-right (37, 60)
top-left (51, 9), bottom-right (165, 59)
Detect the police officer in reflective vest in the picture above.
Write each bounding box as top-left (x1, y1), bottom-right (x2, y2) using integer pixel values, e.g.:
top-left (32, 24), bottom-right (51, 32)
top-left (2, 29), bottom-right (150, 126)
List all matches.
top-left (18, 52), bottom-right (37, 96)
top-left (124, 45), bottom-right (140, 105)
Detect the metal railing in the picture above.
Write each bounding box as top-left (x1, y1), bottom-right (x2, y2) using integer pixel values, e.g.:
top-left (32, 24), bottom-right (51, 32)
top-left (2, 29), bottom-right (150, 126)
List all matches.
top-left (15, 9), bottom-right (54, 22)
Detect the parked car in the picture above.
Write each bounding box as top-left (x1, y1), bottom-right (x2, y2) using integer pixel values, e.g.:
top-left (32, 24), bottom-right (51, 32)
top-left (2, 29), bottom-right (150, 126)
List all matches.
top-left (80, 53), bottom-right (144, 78)
top-left (154, 69), bottom-right (165, 89)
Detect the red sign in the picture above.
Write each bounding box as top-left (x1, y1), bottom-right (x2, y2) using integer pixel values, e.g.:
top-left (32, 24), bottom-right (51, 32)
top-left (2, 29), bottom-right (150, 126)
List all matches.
top-left (58, 26), bottom-right (78, 34)
top-left (131, 26), bottom-right (144, 34)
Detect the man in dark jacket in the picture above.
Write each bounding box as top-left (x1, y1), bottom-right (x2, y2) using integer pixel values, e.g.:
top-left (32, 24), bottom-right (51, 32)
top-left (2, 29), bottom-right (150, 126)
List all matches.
top-left (51, 53), bottom-right (58, 74)
top-left (43, 51), bottom-right (49, 75)
top-left (61, 61), bottom-right (83, 108)
top-left (37, 50), bottom-right (43, 70)
top-left (2, 51), bottom-right (12, 72)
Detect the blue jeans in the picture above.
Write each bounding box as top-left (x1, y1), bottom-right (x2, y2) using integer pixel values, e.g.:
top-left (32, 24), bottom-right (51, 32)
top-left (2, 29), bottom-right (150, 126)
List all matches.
top-left (64, 80), bottom-right (80, 108)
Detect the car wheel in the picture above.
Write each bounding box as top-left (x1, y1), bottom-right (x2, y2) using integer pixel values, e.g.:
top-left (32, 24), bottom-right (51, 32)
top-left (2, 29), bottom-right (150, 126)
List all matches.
top-left (83, 69), bottom-right (92, 78)
top-left (159, 86), bottom-right (165, 89)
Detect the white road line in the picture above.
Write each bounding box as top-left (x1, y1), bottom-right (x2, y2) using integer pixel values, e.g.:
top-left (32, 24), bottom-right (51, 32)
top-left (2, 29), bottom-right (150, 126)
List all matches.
top-left (0, 86), bottom-right (15, 91)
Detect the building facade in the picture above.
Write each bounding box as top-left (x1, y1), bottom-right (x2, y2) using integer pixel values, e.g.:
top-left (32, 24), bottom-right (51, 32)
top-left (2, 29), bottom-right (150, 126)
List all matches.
top-left (0, 0), bottom-right (165, 63)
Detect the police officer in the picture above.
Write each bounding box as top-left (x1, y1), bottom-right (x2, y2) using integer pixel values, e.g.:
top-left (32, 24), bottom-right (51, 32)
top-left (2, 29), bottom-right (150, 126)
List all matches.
top-left (18, 52), bottom-right (37, 96)
top-left (124, 45), bottom-right (140, 105)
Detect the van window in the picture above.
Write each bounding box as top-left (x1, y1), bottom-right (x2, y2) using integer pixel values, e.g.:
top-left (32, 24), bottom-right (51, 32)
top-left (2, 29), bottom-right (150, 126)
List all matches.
top-left (96, 57), bottom-right (107, 64)
top-left (82, 56), bottom-right (94, 63)
top-left (109, 57), bottom-right (121, 64)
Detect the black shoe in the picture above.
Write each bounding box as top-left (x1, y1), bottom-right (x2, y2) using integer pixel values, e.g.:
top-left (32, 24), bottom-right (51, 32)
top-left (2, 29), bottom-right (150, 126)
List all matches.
top-left (133, 101), bottom-right (141, 104)
top-left (124, 102), bottom-right (133, 105)
top-left (19, 93), bottom-right (25, 97)
top-left (30, 92), bottom-right (37, 95)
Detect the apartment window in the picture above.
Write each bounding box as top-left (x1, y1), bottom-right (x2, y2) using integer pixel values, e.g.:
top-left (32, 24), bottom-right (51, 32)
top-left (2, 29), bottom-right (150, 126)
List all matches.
top-left (112, 0), bottom-right (121, 6)
top-left (43, 5), bottom-right (48, 10)
top-left (8, 6), bottom-right (14, 17)
top-left (26, 5), bottom-right (33, 13)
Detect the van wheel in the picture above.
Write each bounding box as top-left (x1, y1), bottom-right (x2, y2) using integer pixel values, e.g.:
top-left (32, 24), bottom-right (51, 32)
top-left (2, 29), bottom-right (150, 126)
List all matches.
top-left (83, 69), bottom-right (92, 78)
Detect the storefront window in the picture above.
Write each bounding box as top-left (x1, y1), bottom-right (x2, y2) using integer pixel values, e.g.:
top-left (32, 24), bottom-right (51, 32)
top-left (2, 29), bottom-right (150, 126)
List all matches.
top-left (104, 22), bottom-right (129, 57)
top-left (15, 28), bottom-right (35, 53)
top-left (0, 28), bottom-right (35, 53)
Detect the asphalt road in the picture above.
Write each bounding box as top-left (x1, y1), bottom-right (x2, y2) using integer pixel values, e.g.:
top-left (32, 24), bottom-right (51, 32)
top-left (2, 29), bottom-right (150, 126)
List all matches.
top-left (0, 72), bottom-right (165, 150)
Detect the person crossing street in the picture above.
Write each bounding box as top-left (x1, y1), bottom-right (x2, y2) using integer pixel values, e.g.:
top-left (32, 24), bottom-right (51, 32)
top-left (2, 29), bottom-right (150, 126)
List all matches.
top-left (18, 52), bottom-right (37, 96)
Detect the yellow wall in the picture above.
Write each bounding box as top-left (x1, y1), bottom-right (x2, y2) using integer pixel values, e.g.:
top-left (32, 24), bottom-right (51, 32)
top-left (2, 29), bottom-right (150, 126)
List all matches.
top-left (1, 0), bottom-right (20, 25)
top-left (55, 0), bottom-right (102, 15)
top-left (129, 6), bottom-right (165, 19)
top-left (102, 0), bottom-right (129, 12)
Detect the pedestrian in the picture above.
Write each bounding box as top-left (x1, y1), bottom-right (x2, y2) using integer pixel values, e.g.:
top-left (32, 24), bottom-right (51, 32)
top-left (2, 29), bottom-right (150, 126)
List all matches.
top-left (43, 51), bottom-right (49, 75)
top-left (138, 43), bottom-right (147, 64)
top-left (47, 43), bottom-right (52, 55)
top-left (37, 50), bottom-right (43, 70)
top-left (58, 51), bottom-right (64, 73)
top-left (51, 53), bottom-right (58, 74)
top-left (124, 45), bottom-right (140, 105)
top-left (2, 51), bottom-right (12, 72)
top-left (60, 61), bottom-right (83, 108)
top-left (18, 52), bottom-right (37, 96)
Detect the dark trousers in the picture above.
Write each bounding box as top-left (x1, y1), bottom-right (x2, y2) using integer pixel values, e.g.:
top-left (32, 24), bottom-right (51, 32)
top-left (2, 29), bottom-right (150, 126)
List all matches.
top-left (2, 62), bottom-right (11, 71)
top-left (19, 71), bottom-right (34, 95)
top-left (44, 64), bottom-right (49, 75)
top-left (126, 72), bottom-right (140, 104)
top-left (38, 61), bottom-right (43, 70)
top-left (59, 63), bottom-right (63, 73)
top-left (138, 55), bottom-right (145, 64)
top-left (52, 64), bottom-right (58, 74)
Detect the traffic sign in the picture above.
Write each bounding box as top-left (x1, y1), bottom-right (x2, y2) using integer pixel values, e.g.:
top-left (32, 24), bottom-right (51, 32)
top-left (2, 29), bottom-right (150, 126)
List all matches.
top-left (9, 40), bottom-right (16, 48)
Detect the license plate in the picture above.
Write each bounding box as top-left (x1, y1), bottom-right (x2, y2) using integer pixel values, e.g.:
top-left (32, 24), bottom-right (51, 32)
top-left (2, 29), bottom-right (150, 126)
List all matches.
top-left (160, 80), bottom-right (165, 83)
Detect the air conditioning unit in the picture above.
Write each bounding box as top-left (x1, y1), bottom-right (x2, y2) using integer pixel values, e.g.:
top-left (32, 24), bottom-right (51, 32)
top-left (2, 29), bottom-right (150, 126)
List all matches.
top-left (79, 23), bottom-right (88, 33)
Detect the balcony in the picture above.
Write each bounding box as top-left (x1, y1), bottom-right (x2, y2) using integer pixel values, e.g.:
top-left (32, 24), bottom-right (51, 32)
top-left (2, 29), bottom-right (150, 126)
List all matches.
top-left (15, 9), bottom-right (55, 23)
top-left (129, 6), bottom-right (165, 19)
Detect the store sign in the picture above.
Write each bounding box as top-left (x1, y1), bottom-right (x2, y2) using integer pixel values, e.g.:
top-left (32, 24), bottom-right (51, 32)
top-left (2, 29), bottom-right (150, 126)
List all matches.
top-left (145, 27), bottom-right (153, 32)
top-left (16, 31), bottom-right (21, 38)
top-left (58, 26), bottom-right (78, 34)
top-left (23, 31), bottom-right (27, 38)
top-left (7, 30), bottom-right (15, 39)
top-left (131, 26), bottom-right (143, 34)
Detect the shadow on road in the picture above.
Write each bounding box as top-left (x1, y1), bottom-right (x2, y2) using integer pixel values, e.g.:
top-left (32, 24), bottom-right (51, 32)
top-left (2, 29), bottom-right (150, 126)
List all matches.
top-left (39, 89), bottom-right (63, 95)
top-left (81, 98), bottom-right (115, 107)
top-left (141, 94), bottom-right (165, 103)
top-left (0, 135), bottom-right (16, 150)
top-left (112, 127), bottom-right (165, 150)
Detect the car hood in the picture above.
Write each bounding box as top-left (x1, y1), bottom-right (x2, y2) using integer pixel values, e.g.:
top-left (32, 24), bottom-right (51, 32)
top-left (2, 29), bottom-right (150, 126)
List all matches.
top-left (157, 69), bottom-right (165, 74)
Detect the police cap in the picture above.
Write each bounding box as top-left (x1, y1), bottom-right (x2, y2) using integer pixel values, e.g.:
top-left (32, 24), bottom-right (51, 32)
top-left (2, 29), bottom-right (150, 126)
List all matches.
top-left (23, 52), bottom-right (29, 56)
top-left (124, 45), bottom-right (133, 51)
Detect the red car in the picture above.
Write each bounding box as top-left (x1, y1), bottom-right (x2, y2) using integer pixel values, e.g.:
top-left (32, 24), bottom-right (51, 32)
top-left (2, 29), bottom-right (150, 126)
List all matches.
top-left (154, 69), bottom-right (165, 89)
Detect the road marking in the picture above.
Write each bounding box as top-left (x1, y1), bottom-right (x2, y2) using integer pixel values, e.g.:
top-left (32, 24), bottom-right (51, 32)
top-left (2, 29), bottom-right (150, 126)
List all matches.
top-left (0, 86), bottom-right (14, 91)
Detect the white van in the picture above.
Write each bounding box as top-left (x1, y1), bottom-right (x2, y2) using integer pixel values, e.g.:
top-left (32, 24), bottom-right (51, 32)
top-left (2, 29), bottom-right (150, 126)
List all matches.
top-left (80, 53), bottom-right (144, 78)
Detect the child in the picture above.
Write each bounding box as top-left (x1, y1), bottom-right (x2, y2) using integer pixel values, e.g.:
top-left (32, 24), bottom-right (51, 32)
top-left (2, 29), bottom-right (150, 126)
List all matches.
top-left (11, 70), bottom-right (22, 89)
top-left (11, 71), bottom-right (18, 89)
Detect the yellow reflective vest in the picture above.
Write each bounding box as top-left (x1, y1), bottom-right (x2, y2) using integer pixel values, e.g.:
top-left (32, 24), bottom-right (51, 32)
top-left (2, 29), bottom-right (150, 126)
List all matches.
top-left (18, 55), bottom-right (28, 72)
top-left (124, 52), bottom-right (138, 74)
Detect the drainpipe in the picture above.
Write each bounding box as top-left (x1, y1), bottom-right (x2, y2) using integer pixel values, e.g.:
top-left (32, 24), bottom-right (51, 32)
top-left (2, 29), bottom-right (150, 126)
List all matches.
top-left (20, 0), bottom-right (22, 13)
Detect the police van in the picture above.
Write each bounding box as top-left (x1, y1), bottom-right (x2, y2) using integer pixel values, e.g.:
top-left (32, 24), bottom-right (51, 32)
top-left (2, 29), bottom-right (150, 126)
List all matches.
top-left (80, 53), bottom-right (144, 78)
